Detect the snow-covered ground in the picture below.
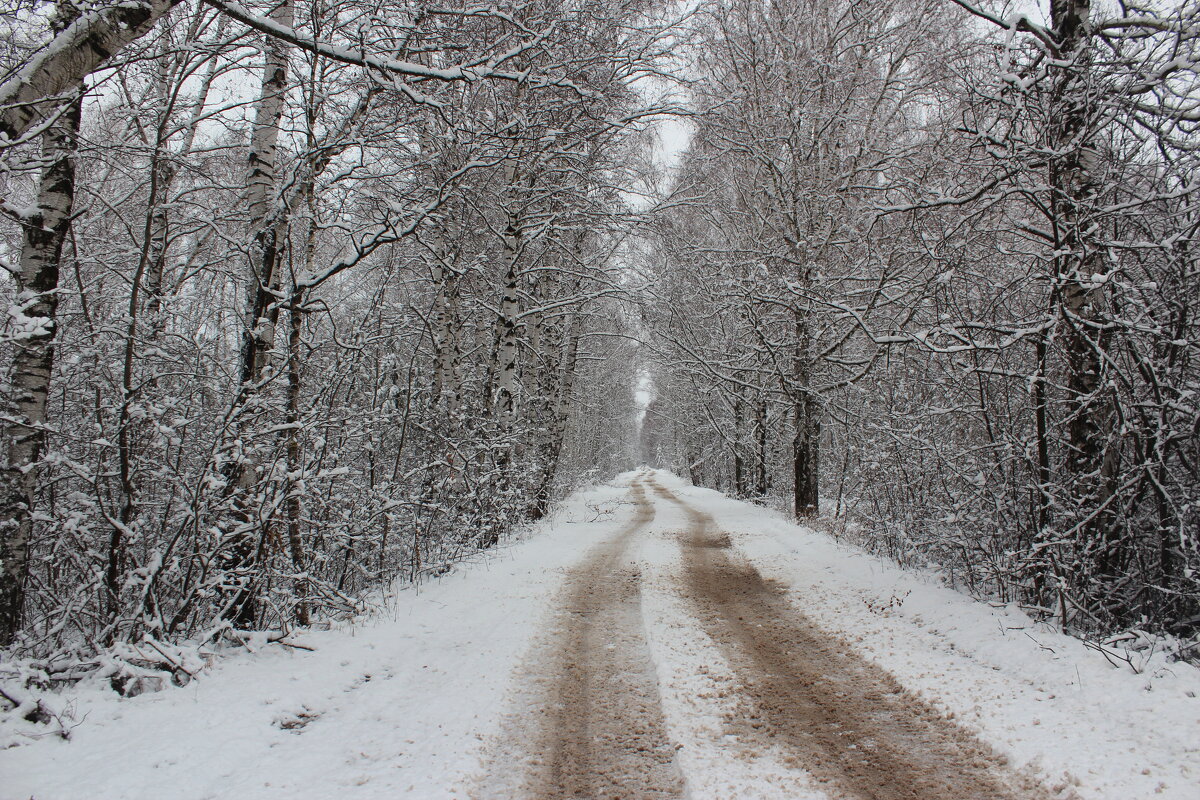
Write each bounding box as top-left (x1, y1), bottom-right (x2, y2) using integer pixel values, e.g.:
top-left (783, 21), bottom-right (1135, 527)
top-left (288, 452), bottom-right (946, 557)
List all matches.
top-left (2, 470), bottom-right (1197, 799)
top-left (0, 477), bottom-right (644, 800)
top-left (648, 472), bottom-right (1200, 799)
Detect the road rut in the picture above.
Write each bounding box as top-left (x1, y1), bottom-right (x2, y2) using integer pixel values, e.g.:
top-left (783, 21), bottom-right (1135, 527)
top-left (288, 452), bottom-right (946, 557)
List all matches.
top-left (480, 477), bottom-right (684, 799)
top-left (649, 478), bottom-right (1052, 800)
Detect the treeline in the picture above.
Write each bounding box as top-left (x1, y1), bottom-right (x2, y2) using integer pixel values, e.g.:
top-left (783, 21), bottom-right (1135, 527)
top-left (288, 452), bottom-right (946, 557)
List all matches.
top-left (644, 0), bottom-right (1200, 636)
top-left (0, 0), bottom-right (663, 657)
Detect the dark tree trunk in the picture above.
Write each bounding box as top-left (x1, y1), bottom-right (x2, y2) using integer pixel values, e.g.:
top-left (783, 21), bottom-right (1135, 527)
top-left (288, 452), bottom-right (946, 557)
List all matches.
top-left (754, 397), bottom-right (768, 497)
top-left (1049, 0), bottom-right (1123, 621)
top-left (733, 384), bottom-right (746, 497)
top-left (793, 393), bottom-right (819, 518)
top-left (793, 307), bottom-right (819, 518)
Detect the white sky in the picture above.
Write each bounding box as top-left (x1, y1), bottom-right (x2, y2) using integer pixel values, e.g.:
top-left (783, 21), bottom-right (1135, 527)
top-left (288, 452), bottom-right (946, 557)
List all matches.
top-left (655, 115), bottom-right (693, 170)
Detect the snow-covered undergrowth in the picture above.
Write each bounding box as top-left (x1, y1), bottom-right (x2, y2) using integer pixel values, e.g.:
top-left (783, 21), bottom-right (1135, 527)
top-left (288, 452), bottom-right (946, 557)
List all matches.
top-left (651, 472), bottom-right (1200, 800)
top-left (0, 626), bottom-right (332, 746)
top-left (0, 475), bottom-right (643, 798)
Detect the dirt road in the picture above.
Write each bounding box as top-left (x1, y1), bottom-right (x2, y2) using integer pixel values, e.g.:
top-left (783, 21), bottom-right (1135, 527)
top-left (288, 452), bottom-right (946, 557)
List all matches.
top-left (650, 478), bottom-right (1048, 800)
top-left (480, 477), bottom-right (685, 799)
top-left (484, 475), bottom-right (1051, 799)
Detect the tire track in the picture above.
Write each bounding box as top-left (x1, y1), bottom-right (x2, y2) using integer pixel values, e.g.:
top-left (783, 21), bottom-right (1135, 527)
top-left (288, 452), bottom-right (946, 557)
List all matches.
top-left (648, 478), bottom-right (1053, 800)
top-left (479, 477), bottom-right (685, 799)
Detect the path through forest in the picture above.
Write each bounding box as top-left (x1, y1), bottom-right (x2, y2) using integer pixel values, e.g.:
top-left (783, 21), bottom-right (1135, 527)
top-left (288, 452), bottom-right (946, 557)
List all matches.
top-left (480, 473), bottom-right (1046, 799)
top-left (2, 471), bottom-right (1196, 799)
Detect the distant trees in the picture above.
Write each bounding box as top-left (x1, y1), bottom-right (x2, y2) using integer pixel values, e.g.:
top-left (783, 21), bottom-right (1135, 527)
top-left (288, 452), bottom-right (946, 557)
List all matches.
top-left (647, 0), bottom-right (1200, 635)
top-left (648, 0), bottom-right (957, 514)
top-left (0, 0), bottom-right (664, 654)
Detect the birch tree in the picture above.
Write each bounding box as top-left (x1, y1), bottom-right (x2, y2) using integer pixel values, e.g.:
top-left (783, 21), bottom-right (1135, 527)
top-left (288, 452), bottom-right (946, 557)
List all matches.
top-left (0, 17), bottom-right (81, 643)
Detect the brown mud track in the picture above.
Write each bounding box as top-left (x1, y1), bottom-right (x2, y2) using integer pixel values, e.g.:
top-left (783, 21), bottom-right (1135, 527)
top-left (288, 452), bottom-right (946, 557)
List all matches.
top-left (648, 478), bottom-right (1054, 800)
top-left (484, 477), bottom-right (684, 799)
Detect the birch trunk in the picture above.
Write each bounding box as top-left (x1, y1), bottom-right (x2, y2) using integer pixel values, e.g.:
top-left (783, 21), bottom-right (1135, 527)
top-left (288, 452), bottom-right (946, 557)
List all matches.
top-left (492, 85), bottom-right (528, 440)
top-left (220, 0), bottom-right (292, 628)
top-left (494, 207), bottom-right (522, 431)
top-left (0, 0), bottom-right (181, 142)
top-left (239, 4), bottom-right (291, 389)
top-left (0, 94), bottom-right (80, 645)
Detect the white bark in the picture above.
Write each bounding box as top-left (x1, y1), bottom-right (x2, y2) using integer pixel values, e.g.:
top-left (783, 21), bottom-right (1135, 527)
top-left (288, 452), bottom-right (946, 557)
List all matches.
top-left (0, 0), bottom-right (182, 143)
top-left (0, 95), bottom-right (80, 644)
top-left (222, 0), bottom-right (292, 629)
top-left (494, 167), bottom-right (523, 429)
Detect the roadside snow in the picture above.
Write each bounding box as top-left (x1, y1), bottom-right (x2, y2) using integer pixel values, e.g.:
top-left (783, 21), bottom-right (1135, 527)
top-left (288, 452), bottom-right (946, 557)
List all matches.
top-left (650, 472), bottom-right (1200, 800)
top-left (0, 475), bottom-right (644, 800)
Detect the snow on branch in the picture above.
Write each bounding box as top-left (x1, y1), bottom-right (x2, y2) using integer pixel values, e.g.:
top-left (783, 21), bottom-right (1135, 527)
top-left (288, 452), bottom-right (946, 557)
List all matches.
top-left (203, 0), bottom-right (599, 101)
top-left (0, 0), bottom-right (184, 143)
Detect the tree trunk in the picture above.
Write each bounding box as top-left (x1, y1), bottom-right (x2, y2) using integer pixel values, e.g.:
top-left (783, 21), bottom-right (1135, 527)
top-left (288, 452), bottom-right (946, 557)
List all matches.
top-left (0, 93), bottom-right (80, 645)
top-left (492, 88), bottom-right (527, 444)
top-left (0, 0), bottom-right (181, 142)
top-left (220, 0), bottom-right (292, 628)
top-left (1049, 0), bottom-right (1122, 619)
top-left (733, 382), bottom-right (746, 496)
top-left (285, 290), bottom-right (308, 627)
top-left (793, 393), bottom-right (820, 518)
top-left (754, 396), bottom-right (768, 497)
top-left (793, 309), bottom-right (819, 518)
top-left (431, 254), bottom-right (462, 418)
top-left (110, 47), bottom-right (181, 633)
top-left (531, 316), bottom-right (580, 519)
top-left (494, 210), bottom-right (522, 431)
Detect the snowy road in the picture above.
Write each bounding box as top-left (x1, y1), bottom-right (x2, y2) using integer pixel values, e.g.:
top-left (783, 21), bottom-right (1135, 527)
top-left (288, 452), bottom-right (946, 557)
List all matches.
top-left (3, 470), bottom-right (1198, 799)
top-left (646, 478), bottom-right (1043, 800)
top-left (481, 474), bottom-right (1040, 799)
top-left (478, 479), bottom-right (684, 798)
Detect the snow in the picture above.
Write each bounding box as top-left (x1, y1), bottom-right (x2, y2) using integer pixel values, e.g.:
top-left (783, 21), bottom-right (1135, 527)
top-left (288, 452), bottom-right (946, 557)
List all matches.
top-left (3, 469), bottom-right (1197, 799)
top-left (5, 296), bottom-right (55, 341)
top-left (0, 477), bottom-right (642, 799)
top-left (649, 472), bottom-right (1200, 799)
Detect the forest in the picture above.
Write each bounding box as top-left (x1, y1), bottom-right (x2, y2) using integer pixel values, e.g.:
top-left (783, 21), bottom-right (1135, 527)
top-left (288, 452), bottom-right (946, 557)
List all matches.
top-left (0, 0), bottom-right (1197, 681)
